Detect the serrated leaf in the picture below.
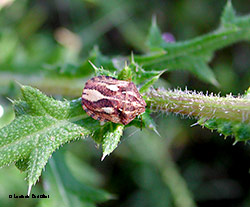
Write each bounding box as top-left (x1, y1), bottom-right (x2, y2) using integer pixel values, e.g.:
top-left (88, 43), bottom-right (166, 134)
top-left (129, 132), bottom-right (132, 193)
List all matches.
top-left (89, 46), bottom-right (116, 71)
top-left (129, 59), bottom-right (166, 85)
top-left (139, 70), bottom-right (165, 93)
top-left (91, 124), bottom-right (110, 144)
top-left (146, 16), bottom-right (163, 49)
top-left (136, 54), bottom-right (219, 86)
top-left (102, 123), bottom-right (124, 161)
top-left (141, 110), bottom-right (160, 136)
top-left (134, 2), bottom-right (250, 85)
top-left (198, 118), bottom-right (250, 141)
top-left (41, 150), bottom-right (113, 207)
top-left (0, 85), bottom-right (102, 189)
top-left (183, 57), bottom-right (219, 87)
top-left (15, 158), bottom-right (29, 172)
top-left (139, 26), bottom-right (248, 68)
top-left (221, 0), bottom-right (236, 27)
top-left (117, 63), bottom-right (132, 81)
top-left (89, 61), bottom-right (116, 77)
top-left (78, 46), bottom-right (117, 76)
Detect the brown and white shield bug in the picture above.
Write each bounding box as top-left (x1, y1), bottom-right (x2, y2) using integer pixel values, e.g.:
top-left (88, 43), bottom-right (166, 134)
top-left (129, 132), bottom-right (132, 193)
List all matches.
top-left (81, 75), bottom-right (146, 125)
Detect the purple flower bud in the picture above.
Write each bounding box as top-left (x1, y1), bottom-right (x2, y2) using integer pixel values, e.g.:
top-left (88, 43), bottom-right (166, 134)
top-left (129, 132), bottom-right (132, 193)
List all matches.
top-left (162, 32), bottom-right (176, 43)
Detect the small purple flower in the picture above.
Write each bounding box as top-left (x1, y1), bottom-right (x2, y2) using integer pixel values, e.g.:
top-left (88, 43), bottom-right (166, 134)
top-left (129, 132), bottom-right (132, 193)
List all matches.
top-left (162, 32), bottom-right (176, 43)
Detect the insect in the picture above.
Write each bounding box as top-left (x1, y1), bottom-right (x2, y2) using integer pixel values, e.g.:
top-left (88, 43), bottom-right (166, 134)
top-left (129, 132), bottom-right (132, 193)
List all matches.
top-left (81, 75), bottom-right (146, 125)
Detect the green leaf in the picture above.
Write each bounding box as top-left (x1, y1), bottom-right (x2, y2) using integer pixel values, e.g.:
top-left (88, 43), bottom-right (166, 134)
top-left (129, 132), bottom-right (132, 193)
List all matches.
top-left (141, 110), bottom-right (160, 136)
top-left (89, 61), bottom-right (116, 77)
top-left (40, 150), bottom-right (113, 207)
top-left (102, 123), bottom-right (124, 161)
top-left (65, 152), bottom-right (104, 187)
top-left (198, 118), bottom-right (250, 141)
top-left (183, 57), bottom-right (219, 87)
top-left (221, 0), bottom-right (236, 27)
top-left (134, 2), bottom-right (250, 85)
top-left (81, 46), bottom-right (117, 74)
top-left (117, 62), bottom-right (132, 81)
top-left (137, 26), bottom-right (249, 69)
top-left (0, 85), bottom-right (101, 190)
top-left (129, 58), bottom-right (166, 85)
top-left (136, 55), bottom-right (219, 86)
top-left (15, 158), bottom-right (29, 172)
top-left (146, 16), bottom-right (163, 49)
top-left (140, 70), bottom-right (166, 93)
top-left (91, 123), bottom-right (111, 144)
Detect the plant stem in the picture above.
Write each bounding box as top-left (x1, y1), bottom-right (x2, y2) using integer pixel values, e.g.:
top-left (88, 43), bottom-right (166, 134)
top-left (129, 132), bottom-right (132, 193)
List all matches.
top-left (145, 88), bottom-right (250, 123)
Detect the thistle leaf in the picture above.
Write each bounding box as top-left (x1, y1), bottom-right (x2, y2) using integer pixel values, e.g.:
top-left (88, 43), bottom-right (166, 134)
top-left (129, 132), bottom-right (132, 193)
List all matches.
top-left (139, 70), bottom-right (166, 93)
top-left (0, 85), bottom-right (101, 189)
top-left (184, 57), bottom-right (219, 87)
top-left (129, 60), bottom-right (165, 85)
top-left (221, 0), bottom-right (236, 27)
top-left (41, 150), bottom-right (113, 206)
top-left (141, 110), bottom-right (160, 136)
top-left (89, 61), bottom-right (116, 77)
top-left (102, 123), bottom-right (124, 161)
top-left (198, 118), bottom-right (250, 141)
top-left (117, 62), bottom-right (133, 81)
top-left (134, 2), bottom-right (250, 85)
top-left (146, 16), bottom-right (163, 49)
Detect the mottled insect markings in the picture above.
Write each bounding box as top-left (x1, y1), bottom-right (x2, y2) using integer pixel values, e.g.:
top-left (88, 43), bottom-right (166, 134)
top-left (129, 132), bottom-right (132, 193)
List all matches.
top-left (81, 75), bottom-right (146, 125)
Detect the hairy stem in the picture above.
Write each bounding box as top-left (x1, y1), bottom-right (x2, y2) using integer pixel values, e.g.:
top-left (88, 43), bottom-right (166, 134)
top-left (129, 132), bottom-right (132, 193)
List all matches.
top-left (145, 88), bottom-right (250, 123)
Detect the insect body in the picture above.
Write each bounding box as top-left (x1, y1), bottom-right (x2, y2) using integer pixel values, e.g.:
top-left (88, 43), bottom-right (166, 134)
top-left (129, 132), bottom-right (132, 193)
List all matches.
top-left (81, 75), bottom-right (146, 125)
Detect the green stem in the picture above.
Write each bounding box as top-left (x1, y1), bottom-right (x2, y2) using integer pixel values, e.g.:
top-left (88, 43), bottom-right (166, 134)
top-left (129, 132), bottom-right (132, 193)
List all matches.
top-left (145, 88), bottom-right (250, 123)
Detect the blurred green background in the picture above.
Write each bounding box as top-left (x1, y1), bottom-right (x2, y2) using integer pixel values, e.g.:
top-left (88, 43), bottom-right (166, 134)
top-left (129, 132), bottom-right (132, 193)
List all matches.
top-left (0, 0), bottom-right (250, 207)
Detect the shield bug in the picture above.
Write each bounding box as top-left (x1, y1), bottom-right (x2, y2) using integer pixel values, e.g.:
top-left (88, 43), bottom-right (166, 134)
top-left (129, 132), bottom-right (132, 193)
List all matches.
top-left (81, 75), bottom-right (146, 125)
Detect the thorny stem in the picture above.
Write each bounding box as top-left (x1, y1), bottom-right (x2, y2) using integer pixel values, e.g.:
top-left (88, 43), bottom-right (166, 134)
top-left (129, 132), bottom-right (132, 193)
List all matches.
top-left (144, 88), bottom-right (250, 123)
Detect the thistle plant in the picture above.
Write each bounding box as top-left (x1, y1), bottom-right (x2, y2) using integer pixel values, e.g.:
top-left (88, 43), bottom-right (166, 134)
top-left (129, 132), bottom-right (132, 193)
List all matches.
top-left (0, 1), bottom-right (249, 205)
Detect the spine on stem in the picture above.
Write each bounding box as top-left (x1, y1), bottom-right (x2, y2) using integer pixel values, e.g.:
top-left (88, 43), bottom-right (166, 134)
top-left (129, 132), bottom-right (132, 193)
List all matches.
top-left (144, 88), bottom-right (250, 141)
